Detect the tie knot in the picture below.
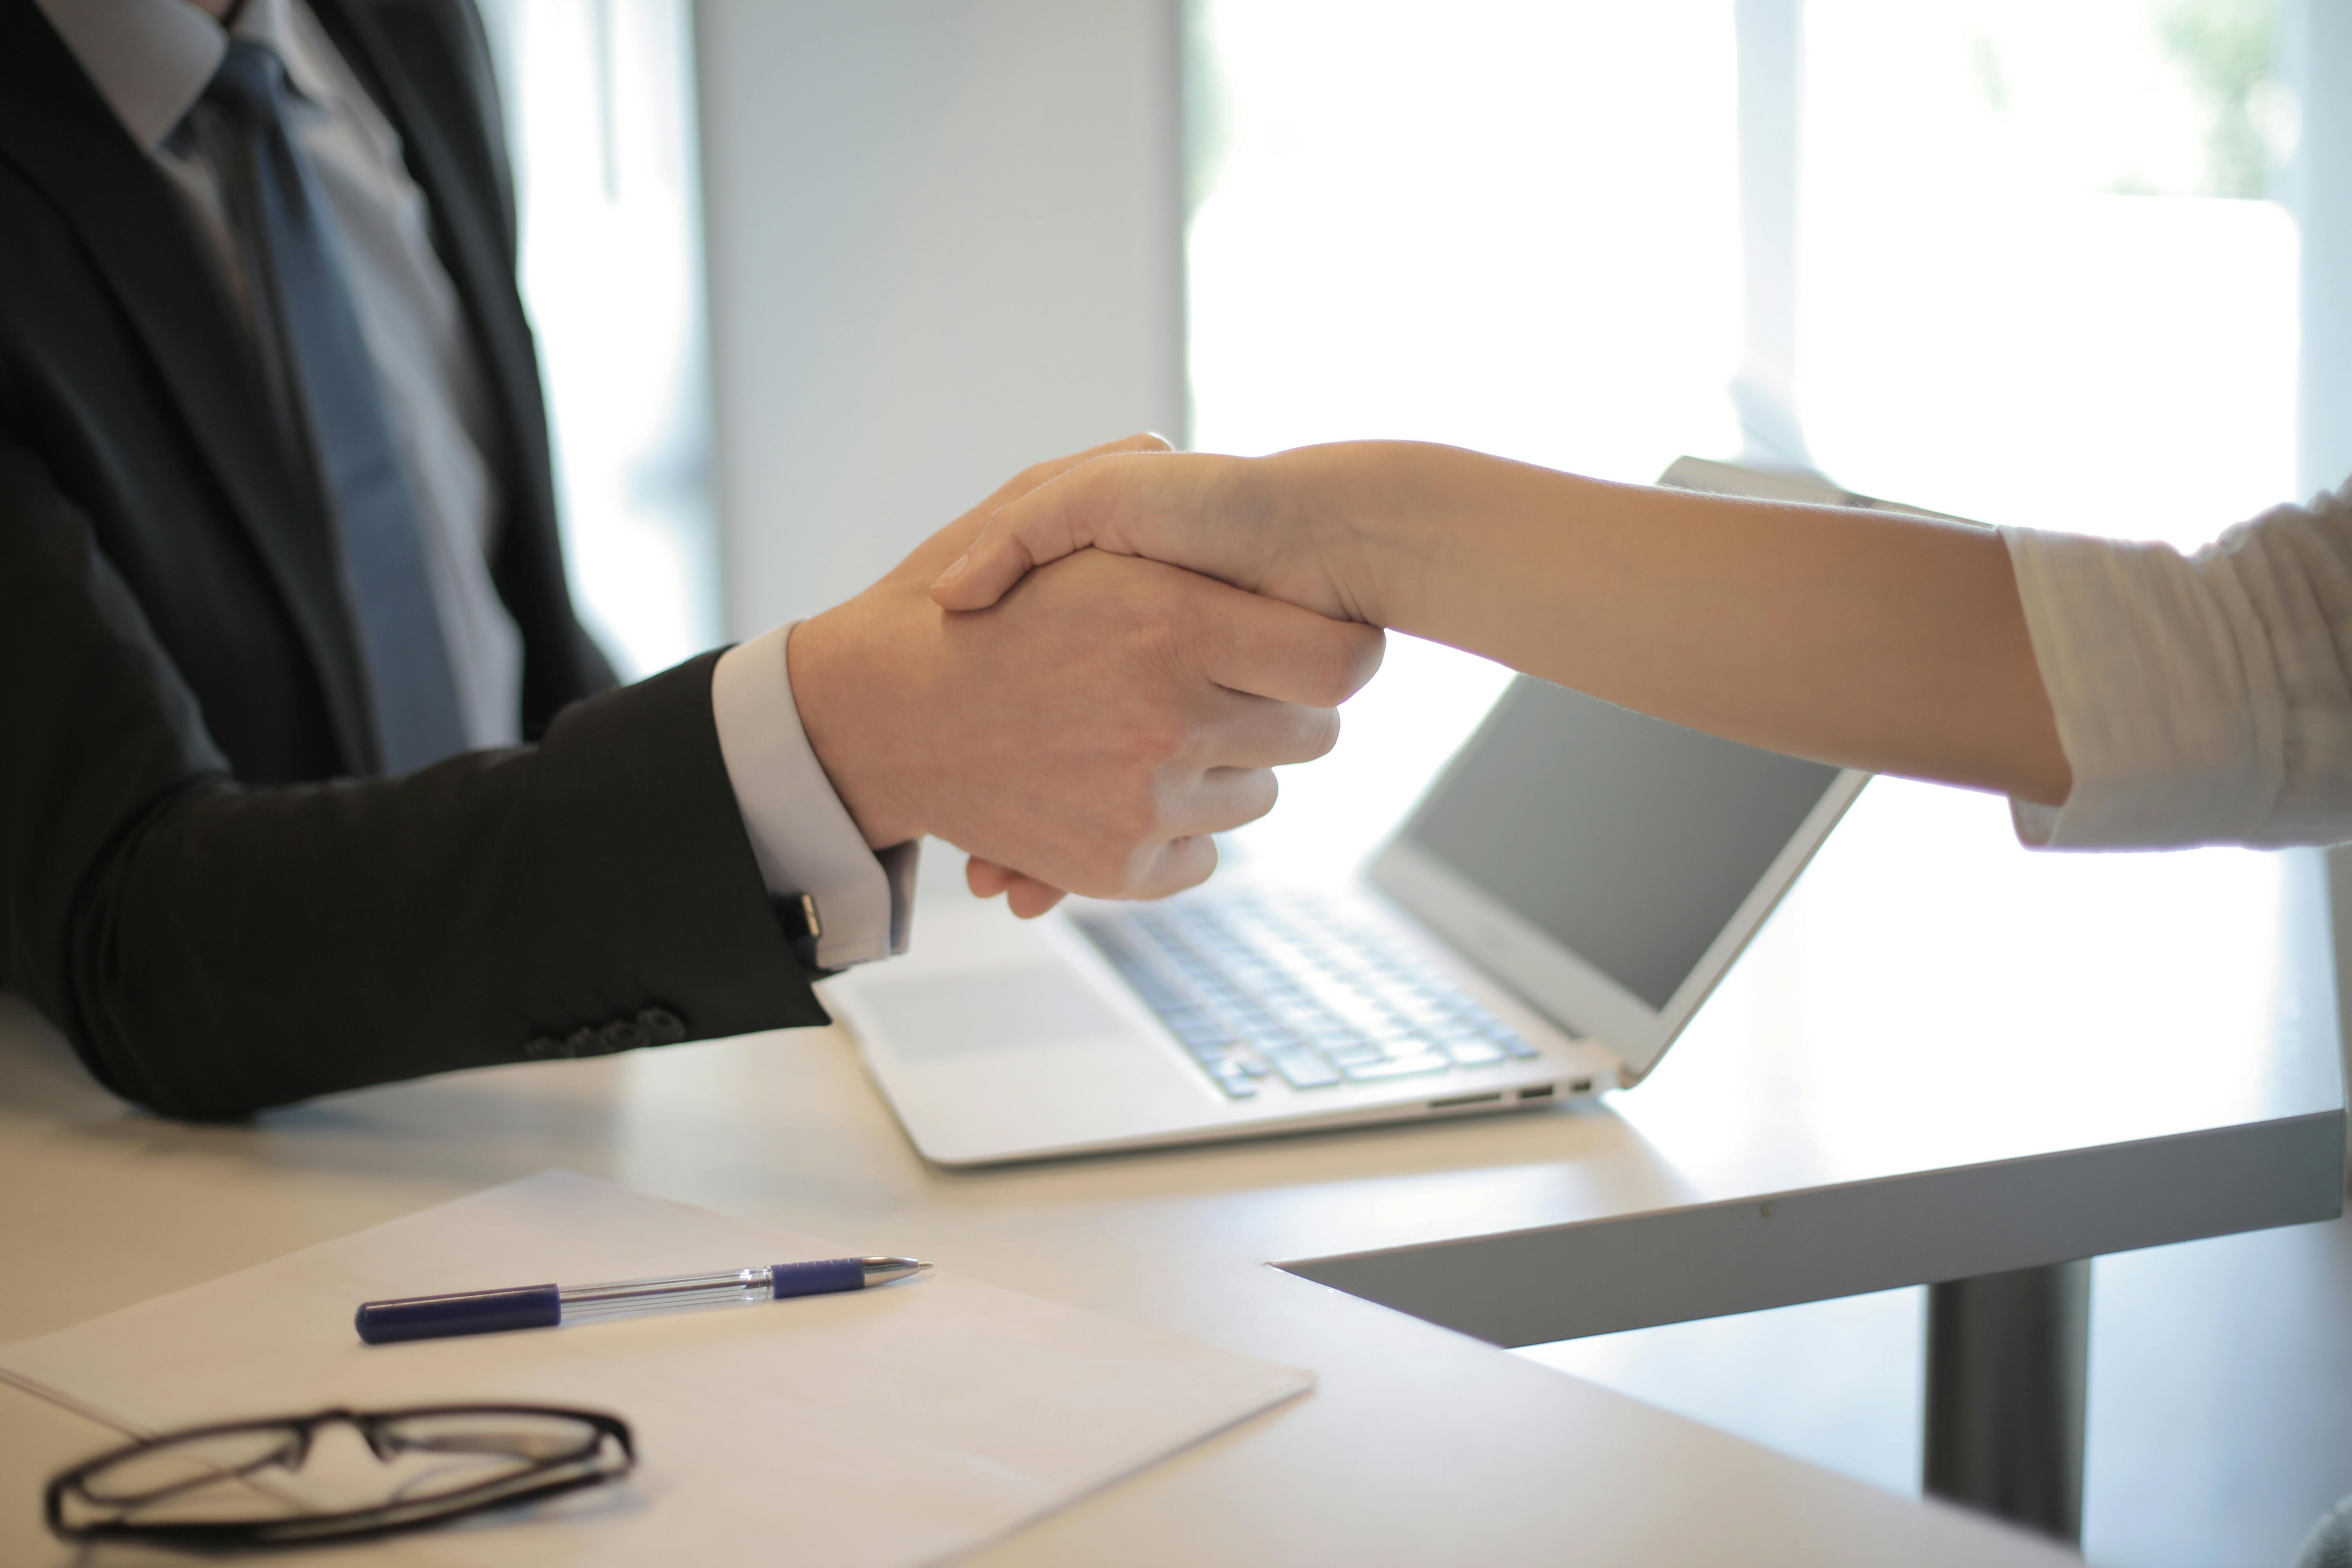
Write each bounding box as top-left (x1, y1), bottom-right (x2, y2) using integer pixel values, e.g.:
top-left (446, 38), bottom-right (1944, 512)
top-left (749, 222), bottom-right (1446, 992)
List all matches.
top-left (201, 39), bottom-right (292, 129)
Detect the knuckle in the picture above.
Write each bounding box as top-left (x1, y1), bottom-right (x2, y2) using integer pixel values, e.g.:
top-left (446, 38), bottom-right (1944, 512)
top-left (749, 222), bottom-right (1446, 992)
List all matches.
top-left (1121, 715), bottom-right (1188, 771)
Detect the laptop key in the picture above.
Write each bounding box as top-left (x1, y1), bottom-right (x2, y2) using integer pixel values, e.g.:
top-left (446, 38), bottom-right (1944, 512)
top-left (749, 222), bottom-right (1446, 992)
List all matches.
top-left (1080, 898), bottom-right (1557, 1101)
top-left (1268, 1049), bottom-right (1343, 1089)
top-left (1205, 1060), bottom-right (1259, 1097)
top-left (1340, 1051), bottom-right (1452, 1081)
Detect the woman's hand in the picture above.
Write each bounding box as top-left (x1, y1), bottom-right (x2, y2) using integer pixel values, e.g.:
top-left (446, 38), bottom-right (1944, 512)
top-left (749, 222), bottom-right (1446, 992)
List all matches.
top-left (937, 444), bottom-right (1390, 917)
top-left (928, 448), bottom-right (1366, 622)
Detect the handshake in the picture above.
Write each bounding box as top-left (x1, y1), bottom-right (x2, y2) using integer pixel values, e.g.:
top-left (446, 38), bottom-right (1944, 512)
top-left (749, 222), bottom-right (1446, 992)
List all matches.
top-left (791, 420), bottom-right (2075, 928)
top-left (789, 432), bottom-right (1379, 920)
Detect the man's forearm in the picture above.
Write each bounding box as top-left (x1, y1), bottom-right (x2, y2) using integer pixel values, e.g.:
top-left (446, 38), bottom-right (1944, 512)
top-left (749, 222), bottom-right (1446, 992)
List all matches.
top-left (46, 657), bottom-right (826, 1118)
top-left (1292, 440), bottom-right (2072, 805)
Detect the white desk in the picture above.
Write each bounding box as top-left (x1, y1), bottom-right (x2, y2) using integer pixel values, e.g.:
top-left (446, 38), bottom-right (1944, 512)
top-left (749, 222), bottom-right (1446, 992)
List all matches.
top-left (0, 779), bottom-right (2338, 1564)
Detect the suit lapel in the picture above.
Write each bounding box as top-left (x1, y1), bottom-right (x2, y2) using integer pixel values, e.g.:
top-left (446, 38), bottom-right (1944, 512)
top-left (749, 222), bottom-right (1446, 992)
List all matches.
top-left (0, 0), bottom-right (379, 773)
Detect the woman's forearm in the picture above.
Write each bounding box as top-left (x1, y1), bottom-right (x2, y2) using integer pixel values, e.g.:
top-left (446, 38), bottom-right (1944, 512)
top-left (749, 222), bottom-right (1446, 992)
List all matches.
top-left (1285, 441), bottom-right (2072, 805)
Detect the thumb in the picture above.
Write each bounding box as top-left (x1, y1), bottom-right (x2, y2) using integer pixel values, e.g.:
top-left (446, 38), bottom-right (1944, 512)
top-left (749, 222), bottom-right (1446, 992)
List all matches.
top-left (932, 456), bottom-right (1139, 611)
top-left (935, 432), bottom-right (1171, 607)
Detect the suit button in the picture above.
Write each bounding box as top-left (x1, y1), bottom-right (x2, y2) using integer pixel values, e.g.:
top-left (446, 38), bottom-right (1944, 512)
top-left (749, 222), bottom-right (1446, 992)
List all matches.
top-left (564, 1028), bottom-right (599, 1058)
top-left (521, 1035), bottom-right (560, 1060)
top-left (600, 1019), bottom-right (650, 1054)
top-left (637, 1007), bottom-right (686, 1044)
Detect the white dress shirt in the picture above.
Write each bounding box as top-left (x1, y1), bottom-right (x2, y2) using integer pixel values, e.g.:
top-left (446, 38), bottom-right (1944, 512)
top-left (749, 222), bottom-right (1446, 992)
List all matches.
top-left (2005, 478), bottom-right (2352, 850)
top-left (37, 0), bottom-right (910, 968)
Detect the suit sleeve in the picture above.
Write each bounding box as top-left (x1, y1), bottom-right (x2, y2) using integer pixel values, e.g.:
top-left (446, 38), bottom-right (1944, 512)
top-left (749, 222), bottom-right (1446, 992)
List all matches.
top-left (0, 441), bottom-right (831, 1119)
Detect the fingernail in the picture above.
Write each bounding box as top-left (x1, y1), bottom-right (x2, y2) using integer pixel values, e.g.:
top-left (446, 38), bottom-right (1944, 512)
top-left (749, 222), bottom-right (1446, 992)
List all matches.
top-left (933, 552), bottom-right (970, 588)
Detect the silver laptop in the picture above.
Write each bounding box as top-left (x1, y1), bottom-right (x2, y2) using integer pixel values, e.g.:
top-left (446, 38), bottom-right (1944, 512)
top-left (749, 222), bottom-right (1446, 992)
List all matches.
top-left (822, 460), bottom-right (1884, 1165)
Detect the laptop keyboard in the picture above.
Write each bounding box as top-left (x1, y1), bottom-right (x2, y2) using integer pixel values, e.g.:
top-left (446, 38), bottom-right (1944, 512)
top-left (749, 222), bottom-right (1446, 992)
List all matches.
top-left (1070, 889), bottom-right (1539, 1100)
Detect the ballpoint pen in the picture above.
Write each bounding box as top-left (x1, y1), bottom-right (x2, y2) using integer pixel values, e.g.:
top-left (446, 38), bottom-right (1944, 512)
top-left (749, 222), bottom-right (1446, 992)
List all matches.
top-left (355, 1258), bottom-right (933, 1345)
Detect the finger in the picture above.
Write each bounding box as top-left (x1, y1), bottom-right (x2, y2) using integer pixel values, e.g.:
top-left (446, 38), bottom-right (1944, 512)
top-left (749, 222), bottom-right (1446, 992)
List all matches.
top-left (1156, 766), bottom-right (1281, 841)
top-left (933, 467), bottom-right (1114, 610)
top-left (1120, 833), bottom-right (1220, 902)
top-left (1187, 585), bottom-right (1388, 707)
top-left (1181, 691), bottom-right (1344, 771)
top-left (968, 856), bottom-right (1069, 917)
top-left (1004, 875), bottom-right (1069, 919)
top-left (966, 857), bottom-right (1016, 899)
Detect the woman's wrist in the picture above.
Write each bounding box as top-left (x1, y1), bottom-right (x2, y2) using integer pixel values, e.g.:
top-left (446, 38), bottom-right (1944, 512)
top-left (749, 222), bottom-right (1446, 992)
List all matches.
top-left (1271, 441), bottom-right (1480, 632)
top-left (1245, 443), bottom-right (1394, 627)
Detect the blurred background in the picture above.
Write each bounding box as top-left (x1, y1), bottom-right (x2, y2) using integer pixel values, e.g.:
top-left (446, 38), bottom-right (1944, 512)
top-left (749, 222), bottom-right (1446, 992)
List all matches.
top-left (472, 3), bottom-right (2350, 1562)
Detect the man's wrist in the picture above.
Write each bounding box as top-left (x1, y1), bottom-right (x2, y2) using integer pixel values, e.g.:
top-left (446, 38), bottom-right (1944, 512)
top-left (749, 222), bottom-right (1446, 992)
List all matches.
top-left (785, 610), bottom-right (927, 851)
top-left (709, 626), bottom-right (915, 969)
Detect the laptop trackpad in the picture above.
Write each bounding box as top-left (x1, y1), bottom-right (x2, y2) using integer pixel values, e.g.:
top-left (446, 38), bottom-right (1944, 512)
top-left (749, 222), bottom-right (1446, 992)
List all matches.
top-left (860, 962), bottom-right (1129, 1060)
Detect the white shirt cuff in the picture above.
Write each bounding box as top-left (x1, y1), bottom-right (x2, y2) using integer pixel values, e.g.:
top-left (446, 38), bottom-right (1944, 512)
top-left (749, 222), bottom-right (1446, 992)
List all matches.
top-left (710, 623), bottom-right (918, 968)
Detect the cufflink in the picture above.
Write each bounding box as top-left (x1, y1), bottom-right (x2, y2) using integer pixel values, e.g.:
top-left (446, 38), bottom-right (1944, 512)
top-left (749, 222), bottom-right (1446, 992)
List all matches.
top-left (773, 892), bottom-right (824, 970)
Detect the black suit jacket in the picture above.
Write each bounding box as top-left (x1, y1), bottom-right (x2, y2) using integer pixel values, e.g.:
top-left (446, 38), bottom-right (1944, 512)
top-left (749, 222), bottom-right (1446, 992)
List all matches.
top-left (0, 0), bottom-right (827, 1117)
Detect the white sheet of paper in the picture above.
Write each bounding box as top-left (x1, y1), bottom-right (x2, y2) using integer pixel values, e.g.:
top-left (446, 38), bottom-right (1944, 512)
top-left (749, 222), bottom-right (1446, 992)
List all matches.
top-left (0, 1169), bottom-right (1311, 1566)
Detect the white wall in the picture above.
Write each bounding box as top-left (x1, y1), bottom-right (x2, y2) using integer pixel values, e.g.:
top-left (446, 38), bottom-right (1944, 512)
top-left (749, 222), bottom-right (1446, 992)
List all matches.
top-left (693, 0), bottom-right (1185, 638)
top-left (2282, 0), bottom-right (2352, 1142)
top-left (2287, 0), bottom-right (2352, 501)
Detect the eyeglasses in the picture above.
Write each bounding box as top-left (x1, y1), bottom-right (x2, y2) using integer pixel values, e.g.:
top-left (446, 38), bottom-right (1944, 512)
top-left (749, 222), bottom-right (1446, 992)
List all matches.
top-left (44, 1403), bottom-right (635, 1549)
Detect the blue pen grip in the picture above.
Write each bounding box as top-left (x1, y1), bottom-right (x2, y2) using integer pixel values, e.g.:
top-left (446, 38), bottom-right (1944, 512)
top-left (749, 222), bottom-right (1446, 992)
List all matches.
top-left (770, 1258), bottom-right (866, 1298)
top-left (356, 1284), bottom-right (563, 1345)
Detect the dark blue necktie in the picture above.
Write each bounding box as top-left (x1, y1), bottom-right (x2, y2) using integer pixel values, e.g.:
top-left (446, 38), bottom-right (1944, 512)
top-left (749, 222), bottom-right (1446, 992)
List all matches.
top-left (200, 41), bottom-right (468, 774)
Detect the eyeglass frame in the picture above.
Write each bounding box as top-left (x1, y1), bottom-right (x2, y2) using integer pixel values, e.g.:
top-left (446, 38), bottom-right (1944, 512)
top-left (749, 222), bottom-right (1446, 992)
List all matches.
top-left (44, 1401), bottom-right (636, 1550)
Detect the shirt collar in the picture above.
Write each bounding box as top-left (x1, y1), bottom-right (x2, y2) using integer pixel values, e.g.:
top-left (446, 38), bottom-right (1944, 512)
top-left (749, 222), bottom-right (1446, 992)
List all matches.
top-left (34, 0), bottom-right (338, 154)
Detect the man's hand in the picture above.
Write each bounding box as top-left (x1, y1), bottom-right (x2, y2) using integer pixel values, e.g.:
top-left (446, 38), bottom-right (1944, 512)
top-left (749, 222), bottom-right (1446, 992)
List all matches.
top-left (789, 441), bottom-right (1387, 918)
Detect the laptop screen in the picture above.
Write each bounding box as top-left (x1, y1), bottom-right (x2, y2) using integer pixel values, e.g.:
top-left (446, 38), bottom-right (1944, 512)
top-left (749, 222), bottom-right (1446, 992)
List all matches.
top-left (1397, 677), bottom-right (1841, 1010)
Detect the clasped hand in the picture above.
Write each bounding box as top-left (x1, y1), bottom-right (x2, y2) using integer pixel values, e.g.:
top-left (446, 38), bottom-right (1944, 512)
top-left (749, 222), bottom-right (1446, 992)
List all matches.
top-left (789, 437), bottom-right (1381, 918)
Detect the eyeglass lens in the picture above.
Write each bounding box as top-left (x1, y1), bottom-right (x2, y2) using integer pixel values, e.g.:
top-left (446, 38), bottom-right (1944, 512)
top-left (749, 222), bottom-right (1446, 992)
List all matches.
top-left (77, 1426), bottom-right (303, 1506)
top-left (60, 1410), bottom-right (617, 1532)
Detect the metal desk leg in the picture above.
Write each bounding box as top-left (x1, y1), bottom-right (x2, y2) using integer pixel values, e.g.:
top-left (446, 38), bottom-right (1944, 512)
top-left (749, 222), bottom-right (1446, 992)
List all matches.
top-left (1923, 1259), bottom-right (2089, 1544)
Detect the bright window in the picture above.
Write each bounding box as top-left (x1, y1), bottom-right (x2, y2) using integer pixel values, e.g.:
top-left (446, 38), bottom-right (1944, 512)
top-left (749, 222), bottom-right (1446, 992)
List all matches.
top-left (1798, 0), bottom-right (2299, 546)
top-left (479, 0), bottom-right (718, 681)
top-left (1189, 0), bottom-right (2304, 866)
top-left (1189, 0), bottom-right (1750, 868)
top-left (1185, 6), bottom-right (2316, 1544)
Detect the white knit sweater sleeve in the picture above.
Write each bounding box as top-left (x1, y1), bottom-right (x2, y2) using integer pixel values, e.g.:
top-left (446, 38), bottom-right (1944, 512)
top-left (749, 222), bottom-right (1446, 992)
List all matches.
top-left (2003, 479), bottom-right (2352, 849)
